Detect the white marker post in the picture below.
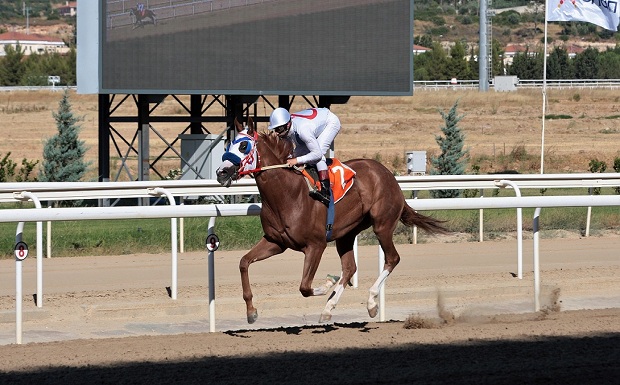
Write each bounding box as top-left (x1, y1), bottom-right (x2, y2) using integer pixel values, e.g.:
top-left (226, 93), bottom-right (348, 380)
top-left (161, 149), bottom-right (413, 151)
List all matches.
top-left (206, 218), bottom-right (219, 332)
top-left (14, 241), bottom-right (29, 345)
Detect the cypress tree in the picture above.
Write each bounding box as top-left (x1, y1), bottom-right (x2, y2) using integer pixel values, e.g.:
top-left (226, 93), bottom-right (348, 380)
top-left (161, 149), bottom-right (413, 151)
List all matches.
top-left (430, 100), bottom-right (469, 198)
top-left (40, 90), bottom-right (89, 184)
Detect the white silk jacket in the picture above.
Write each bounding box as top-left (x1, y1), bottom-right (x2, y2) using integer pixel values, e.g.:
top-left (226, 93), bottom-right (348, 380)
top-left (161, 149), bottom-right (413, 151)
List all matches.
top-left (285, 108), bottom-right (341, 169)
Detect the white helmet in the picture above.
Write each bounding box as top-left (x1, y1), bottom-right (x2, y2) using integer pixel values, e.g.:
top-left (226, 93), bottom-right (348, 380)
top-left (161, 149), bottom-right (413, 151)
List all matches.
top-left (268, 107), bottom-right (291, 130)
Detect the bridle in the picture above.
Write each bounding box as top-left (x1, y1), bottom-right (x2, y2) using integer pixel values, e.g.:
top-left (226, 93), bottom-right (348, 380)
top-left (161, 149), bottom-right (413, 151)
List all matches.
top-left (223, 130), bottom-right (260, 178)
top-left (226, 131), bottom-right (293, 177)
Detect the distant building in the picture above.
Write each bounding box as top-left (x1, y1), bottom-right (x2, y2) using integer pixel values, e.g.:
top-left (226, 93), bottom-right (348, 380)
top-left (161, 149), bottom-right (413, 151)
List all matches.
top-left (413, 44), bottom-right (431, 55)
top-left (56, 1), bottom-right (77, 17)
top-left (564, 44), bottom-right (585, 58)
top-left (503, 44), bottom-right (537, 66)
top-left (0, 32), bottom-right (69, 56)
top-left (502, 43), bottom-right (586, 65)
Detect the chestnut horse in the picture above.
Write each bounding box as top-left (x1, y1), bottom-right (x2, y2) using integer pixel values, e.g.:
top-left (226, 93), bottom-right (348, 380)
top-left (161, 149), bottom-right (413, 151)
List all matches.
top-left (216, 118), bottom-right (448, 324)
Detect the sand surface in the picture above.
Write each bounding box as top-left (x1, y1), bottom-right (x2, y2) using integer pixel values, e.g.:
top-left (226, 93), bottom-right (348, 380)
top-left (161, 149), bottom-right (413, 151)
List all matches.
top-left (1, 237), bottom-right (618, 383)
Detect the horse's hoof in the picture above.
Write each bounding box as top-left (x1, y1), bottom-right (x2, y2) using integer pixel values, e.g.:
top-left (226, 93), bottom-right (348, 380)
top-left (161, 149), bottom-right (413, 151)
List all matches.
top-left (367, 305), bottom-right (378, 318)
top-left (319, 312), bottom-right (332, 323)
top-left (247, 310), bottom-right (258, 324)
top-left (326, 274), bottom-right (340, 284)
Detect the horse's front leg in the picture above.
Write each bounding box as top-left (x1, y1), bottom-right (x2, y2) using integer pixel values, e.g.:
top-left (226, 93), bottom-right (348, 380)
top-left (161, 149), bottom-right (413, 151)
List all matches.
top-left (240, 237), bottom-right (285, 324)
top-left (298, 243), bottom-right (328, 298)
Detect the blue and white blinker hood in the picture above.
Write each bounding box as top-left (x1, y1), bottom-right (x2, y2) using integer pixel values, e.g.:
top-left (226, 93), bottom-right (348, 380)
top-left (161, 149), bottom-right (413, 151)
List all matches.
top-left (222, 136), bottom-right (253, 165)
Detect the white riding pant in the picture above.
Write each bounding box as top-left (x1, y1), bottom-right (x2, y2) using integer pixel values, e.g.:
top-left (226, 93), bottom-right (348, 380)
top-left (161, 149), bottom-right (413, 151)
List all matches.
top-left (313, 113), bottom-right (341, 172)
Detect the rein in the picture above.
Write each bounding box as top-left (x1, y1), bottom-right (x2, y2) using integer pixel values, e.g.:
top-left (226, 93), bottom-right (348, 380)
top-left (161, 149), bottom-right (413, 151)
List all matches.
top-left (238, 163), bottom-right (291, 176)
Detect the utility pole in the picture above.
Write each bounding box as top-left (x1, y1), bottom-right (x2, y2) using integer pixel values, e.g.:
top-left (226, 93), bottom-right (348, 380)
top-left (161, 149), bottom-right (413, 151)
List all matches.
top-left (23, 2), bottom-right (31, 35)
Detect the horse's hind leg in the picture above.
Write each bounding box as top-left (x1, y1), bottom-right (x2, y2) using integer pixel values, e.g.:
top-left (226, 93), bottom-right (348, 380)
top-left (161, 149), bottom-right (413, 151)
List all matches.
top-left (240, 237), bottom-right (285, 324)
top-left (367, 223), bottom-right (401, 318)
top-left (319, 234), bottom-right (358, 323)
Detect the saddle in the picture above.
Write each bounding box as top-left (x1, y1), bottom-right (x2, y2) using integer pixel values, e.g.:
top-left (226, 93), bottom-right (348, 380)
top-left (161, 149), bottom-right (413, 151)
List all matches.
top-left (301, 159), bottom-right (356, 203)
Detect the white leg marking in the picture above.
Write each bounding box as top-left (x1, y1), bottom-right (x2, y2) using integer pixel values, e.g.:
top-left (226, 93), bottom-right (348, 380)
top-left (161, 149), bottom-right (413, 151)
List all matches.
top-left (367, 269), bottom-right (390, 317)
top-left (312, 275), bottom-right (338, 296)
top-left (319, 282), bottom-right (345, 323)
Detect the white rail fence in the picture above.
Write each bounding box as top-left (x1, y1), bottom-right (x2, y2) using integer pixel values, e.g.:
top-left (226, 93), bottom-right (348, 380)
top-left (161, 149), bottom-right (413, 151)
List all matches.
top-left (413, 79), bottom-right (620, 90)
top-left (3, 173), bottom-right (620, 343)
top-left (2, 79), bottom-right (620, 93)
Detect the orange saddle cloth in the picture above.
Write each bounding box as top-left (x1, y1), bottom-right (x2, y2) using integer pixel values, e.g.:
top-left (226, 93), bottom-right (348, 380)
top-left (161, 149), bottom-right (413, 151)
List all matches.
top-left (302, 159), bottom-right (356, 203)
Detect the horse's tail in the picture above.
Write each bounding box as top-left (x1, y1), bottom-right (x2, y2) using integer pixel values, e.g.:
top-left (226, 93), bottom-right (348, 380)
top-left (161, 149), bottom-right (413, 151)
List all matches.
top-left (400, 204), bottom-right (450, 235)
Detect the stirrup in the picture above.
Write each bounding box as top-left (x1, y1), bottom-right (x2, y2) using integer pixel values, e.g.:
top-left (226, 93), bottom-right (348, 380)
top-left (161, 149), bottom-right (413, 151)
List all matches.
top-left (309, 189), bottom-right (330, 207)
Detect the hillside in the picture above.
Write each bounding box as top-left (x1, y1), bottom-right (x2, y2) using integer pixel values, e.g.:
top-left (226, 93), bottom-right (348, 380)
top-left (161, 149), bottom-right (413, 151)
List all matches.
top-left (414, 11), bottom-right (617, 52)
top-left (2, 3), bottom-right (617, 54)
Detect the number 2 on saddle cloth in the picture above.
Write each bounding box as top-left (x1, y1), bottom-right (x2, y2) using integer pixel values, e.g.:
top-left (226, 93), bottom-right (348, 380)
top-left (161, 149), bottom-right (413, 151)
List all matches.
top-left (301, 158), bottom-right (356, 203)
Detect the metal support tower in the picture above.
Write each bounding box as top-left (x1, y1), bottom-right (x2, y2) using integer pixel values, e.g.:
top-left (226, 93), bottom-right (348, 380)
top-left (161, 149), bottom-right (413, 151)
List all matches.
top-left (479, 0), bottom-right (489, 91)
top-left (479, 0), bottom-right (494, 91)
top-left (97, 94), bottom-right (350, 191)
top-left (487, 0), bottom-right (495, 85)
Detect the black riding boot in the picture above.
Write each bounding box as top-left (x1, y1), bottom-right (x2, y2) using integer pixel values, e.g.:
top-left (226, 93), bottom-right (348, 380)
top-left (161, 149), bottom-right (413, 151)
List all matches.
top-left (309, 170), bottom-right (331, 207)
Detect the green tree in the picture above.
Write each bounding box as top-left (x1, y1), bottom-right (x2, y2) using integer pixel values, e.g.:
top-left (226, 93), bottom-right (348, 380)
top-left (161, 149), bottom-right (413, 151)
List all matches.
top-left (414, 34), bottom-right (433, 49)
top-left (0, 44), bottom-right (26, 86)
top-left (526, 0), bottom-right (545, 35)
top-left (426, 41), bottom-right (450, 80)
top-left (430, 100), bottom-right (469, 198)
top-left (447, 41), bottom-right (471, 80)
top-left (491, 39), bottom-right (505, 77)
top-left (21, 54), bottom-right (47, 86)
top-left (507, 49), bottom-right (544, 79)
top-left (574, 47), bottom-right (599, 79)
top-left (597, 49), bottom-right (620, 79)
top-left (63, 48), bottom-right (77, 85)
top-left (546, 47), bottom-right (573, 79)
top-left (467, 46), bottom-right (478, 79)
top-left (40, 90), bottom-right (90, 185)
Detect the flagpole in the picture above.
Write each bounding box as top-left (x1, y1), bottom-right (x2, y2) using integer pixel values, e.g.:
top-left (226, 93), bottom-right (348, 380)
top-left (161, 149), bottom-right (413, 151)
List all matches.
top-left (541, 5), bottom-right (549, 175)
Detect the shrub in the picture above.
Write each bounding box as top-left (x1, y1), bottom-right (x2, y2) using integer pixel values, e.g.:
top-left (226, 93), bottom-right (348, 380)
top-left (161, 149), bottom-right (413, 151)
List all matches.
top-left (0, 152), bottom-right (39, 182)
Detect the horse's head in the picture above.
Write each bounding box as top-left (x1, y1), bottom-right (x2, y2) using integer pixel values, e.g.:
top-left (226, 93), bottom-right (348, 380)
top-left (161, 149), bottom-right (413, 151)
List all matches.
top-left (216, 117), bottom-right (258, 187)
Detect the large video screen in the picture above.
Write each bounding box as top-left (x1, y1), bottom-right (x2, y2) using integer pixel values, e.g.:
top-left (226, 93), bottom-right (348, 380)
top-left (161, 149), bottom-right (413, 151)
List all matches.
top-left (86, 0), bottom-right (413, 95)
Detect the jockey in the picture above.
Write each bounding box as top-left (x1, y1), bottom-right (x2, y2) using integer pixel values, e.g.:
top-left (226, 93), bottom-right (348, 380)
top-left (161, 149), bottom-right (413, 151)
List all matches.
top-left (137, 2), bottom-right (145, 16)
top-left (268, 107), bottom-right (341, 207)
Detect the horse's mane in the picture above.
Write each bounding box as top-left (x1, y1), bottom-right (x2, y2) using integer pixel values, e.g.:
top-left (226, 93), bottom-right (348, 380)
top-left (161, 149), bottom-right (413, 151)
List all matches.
top-left (258, 132), bottom-right (294, 164)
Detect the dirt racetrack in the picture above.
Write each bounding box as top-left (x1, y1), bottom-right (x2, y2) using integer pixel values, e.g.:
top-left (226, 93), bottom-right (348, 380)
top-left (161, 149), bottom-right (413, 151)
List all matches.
top-left (1, 236), bottom-right (619, 384)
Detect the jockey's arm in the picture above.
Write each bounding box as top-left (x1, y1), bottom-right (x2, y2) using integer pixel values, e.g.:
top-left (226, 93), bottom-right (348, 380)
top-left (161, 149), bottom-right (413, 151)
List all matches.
top-left (295, 130), bottom-right (323, 165)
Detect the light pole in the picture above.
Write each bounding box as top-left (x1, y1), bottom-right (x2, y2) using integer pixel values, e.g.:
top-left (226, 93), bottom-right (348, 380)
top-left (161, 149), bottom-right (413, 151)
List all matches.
top-left (23, 2), bottom-right (31, 35)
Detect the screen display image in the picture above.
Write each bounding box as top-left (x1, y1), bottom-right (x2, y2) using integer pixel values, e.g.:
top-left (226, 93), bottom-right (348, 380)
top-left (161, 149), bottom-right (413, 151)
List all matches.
top-left (99, 0), bottom-right (413, 95)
